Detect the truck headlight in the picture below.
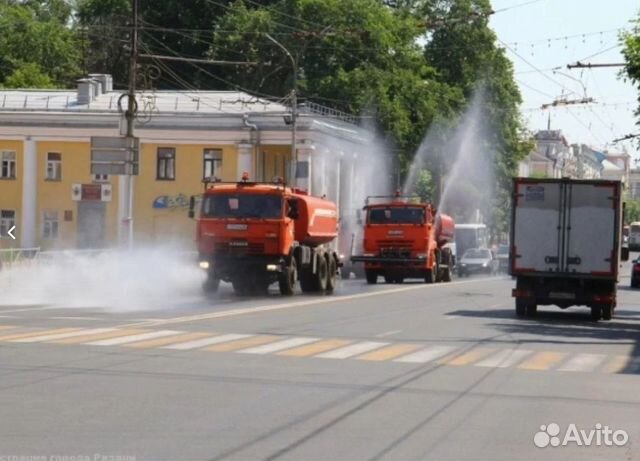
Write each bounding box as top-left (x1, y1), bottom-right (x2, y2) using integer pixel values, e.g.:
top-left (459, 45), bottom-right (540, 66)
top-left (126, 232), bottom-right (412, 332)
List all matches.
top-left (416, 253), bottom-right (427, 259)
top-left (199, 261), bottom-right (210, 270)
top-left (266, 264), bottom-right (278, 271)
top-left (482, 262), bottom-right (488, 267)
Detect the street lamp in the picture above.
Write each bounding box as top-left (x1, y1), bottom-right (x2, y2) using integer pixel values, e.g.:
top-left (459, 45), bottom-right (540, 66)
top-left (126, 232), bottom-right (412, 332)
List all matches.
top-left (265, 33), bottom-right (298, 176)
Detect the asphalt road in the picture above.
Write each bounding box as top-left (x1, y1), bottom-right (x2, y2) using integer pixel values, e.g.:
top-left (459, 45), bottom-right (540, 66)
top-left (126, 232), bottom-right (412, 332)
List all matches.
top-left (0, 264), bottom-right (639, 461)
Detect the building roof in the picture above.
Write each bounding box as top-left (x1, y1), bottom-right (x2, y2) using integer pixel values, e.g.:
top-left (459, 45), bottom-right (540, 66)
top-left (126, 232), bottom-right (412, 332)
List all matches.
top-left (0, 89), bottom-right (288, 115)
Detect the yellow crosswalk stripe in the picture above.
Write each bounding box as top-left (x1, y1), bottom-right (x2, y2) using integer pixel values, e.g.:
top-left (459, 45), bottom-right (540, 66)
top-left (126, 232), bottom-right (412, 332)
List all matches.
top-left (439, 348), bottom-right (496, 366)
top-left (518, 351), bottom-right (567, 371)
top-left (278, 339), bottom-right (353, 357)
top-left (601, 355), bottom-right (632, 374)
top-left (127, 332), bottom-right (212, 349)
top-left (206, 335), bottom-right (280, 352)
top-left (0, 328), bottom-right (78, 342)
top-left (52, 329), bottom-right (149, 344)
top-left (357, 343), bottom-right (422, 361)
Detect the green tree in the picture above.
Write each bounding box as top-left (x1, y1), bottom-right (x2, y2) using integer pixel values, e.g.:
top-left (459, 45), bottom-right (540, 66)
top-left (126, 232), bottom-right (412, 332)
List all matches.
top-left (0, 1), bottom-right (81, 87)
top-left (2, 62), bottom-right (56, 88)
top-left (622, 12), bottom-right (640, 138)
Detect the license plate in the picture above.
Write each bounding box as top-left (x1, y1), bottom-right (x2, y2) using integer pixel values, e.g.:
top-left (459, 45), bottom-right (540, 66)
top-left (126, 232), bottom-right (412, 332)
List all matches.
top-left (227, 224), bottom-right (248, 230)
top-left (229, 240), bottom-right (248, 247)
top-left (549, 292), bottom-right (575, 299)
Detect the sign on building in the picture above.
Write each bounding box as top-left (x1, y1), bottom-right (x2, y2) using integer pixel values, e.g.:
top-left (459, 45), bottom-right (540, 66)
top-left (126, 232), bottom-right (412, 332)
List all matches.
top-left (90, 136), bottom-right (139, 175)
top-left (72, 184), bottom-right (112, 202)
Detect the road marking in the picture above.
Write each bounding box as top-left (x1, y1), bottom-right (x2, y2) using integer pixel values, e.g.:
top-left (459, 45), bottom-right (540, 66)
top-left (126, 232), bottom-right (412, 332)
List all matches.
top-left (557, 353), bottom-right (608, 372)
top-left (0, 325), bottom-right (15, 331)
top-left (474, 349), bottom-right (533, 368)
top-left (601, 355), bottom-right (634, 374)
top-left (127, 332), bottom-right (212, 349)
top-left (163, 334), bottom-right (249, 350)
top-left (357, 343), bottom-right (422, 361)
top-left (278, 339), bottom-right (353, 357)
top-left (119, 277), bottom-right (500, 328)
top-left (0, 328), bottom-right (78, 342)
top-left (12, 328), bottom-right (115, 343)
top-left (518, 352), bottom-right (567, 371)
top-left (238, 337), bottom-right (319, 354)
top-left (439, 347), bottom-right (495, 366)
top-left (52, 329), bottom-right (149, 344)
top-left (316, 341), bottom-right (389, 359)
top-left (206, 335), bottom-right (280, 352)
top-left (87, 330), bottom-right (183, 346)
top-left (394, 345), bottom-right (457, 364)
top-left (49, 316), bottom-right (108, 321)
top-left (376, 330), bottom-right (403, 338)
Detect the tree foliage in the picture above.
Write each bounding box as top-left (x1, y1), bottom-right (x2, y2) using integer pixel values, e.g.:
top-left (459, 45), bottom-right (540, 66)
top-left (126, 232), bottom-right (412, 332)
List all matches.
top-left (622, 13), bottom-right (640, 138)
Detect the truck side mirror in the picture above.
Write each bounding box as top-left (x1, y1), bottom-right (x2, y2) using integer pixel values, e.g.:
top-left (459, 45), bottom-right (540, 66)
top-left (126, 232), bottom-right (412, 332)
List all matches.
top-left (188, 196), bottom-right (196, 219)
top-left (287, 199), bottom-right (299, 220)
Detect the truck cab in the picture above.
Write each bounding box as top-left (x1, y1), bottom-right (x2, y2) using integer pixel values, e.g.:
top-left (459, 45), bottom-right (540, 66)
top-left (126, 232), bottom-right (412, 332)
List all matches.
top-left (351, 195), bottom-right (454, 284)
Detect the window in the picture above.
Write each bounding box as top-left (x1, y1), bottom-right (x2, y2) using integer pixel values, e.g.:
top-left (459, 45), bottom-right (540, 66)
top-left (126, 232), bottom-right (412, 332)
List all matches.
top-left (0, 210), bottom-right (15, 238)
top-left (157, 147), bottom-right (176, 180)
top-left (203, 149), bottom-right (223, 180)
top-left (93, 173), bottom-right (109, 183)
top-left (43, 210), bottom-right (59, 239)
top-left (46, 152), bottom-right (62, 181)
top-left (1, 151), bottom-right (16, 179)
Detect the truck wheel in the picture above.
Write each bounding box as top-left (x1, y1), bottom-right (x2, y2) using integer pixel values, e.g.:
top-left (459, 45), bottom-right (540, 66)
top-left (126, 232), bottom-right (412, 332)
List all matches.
top-left (326, 256), bottom-right (337, 293)
top-left (525, 304), bottom-right (537, 317)
top-left (424, 265), bottom-right (436, 284)
top-left (590, 305), bottom-right (602, 321)
top-left (365, 270), bottom-right (377, 284)
top-left (442, 267), bottom-right (452, 283)
top-left (601, 303), bottom-right (613, 321)
top-left (278, 259), bottom-right (296, 296)
top-left (384, 274), bottom-right (393, 284)
top-left (202, 275), bottom-right (220, 294)
top-left (316, 256), bottom-right (329, 292)
top-left (515, 300), bottom-right (526, 317)
top-left (300, 267), bottom-right (315, 293)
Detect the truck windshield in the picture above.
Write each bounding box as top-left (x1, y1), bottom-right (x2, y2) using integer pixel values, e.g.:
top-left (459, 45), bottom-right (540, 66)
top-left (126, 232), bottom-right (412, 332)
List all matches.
top-left (368, 207), bottom-right (425, 224)
top-left (202, 194), bottom-right (283, 219)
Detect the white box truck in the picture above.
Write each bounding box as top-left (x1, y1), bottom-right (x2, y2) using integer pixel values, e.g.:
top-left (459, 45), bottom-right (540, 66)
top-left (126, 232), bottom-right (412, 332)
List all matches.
top-left (510, 178), bottom-right (628, 321)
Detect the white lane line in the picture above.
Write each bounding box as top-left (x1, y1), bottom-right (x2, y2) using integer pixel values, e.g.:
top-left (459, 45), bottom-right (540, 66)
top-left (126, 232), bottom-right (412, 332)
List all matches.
top-left (394, 345), bottom-right (457, 363)
top-left (239, 337), bottom-right (319, 354)
top-left (376, 330), bottom-right (402, 338)
top-left (316, 341), bottom-right (389, 359)
top-left (557, 353), bottom-right (608, 372)
top-left (120, 277), bottom-right (502, 328)
top-left (11, 328), bottom-right (116, 343)
top-left (474, 349), bottom-right (533, 368)
top-left (87, 330), bottom-right (182, 346)
top-left (163, 333), bottom-right (251, 350)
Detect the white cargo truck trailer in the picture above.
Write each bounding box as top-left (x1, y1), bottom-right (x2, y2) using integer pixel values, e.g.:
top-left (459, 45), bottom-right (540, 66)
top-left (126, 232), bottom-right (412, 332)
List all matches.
top-left (510, 178), bottom-right (628, 321)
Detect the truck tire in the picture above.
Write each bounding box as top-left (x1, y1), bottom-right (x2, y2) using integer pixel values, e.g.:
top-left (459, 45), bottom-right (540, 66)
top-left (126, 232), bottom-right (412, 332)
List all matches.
top-left (515, 300), bottom-right (526, 317)
top-left (441, 266), bottom-right (452, 283)
top-left (278, 259), bottom-right (296, 296)
top-left (590, 305), bottom-right (602, 321)
top-left (202, 275), bottom-right (220, 294)
top-left (300, 266), bottom-right (315, 293)
top-left (365, 270), bottom-right (377, 284)
top-left (424, 264), bottom-right (436, 284)
top-left (601, 303), bottom-right (613, 321)
top-left (316, 255), bottom-right (329, 292)
top-left (326, 256), bottom-right (337, 293)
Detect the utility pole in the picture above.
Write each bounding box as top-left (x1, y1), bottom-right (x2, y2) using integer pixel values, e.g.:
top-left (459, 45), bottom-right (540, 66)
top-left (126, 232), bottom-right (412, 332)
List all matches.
top-left (123, 0), bottom-right (138, 249)
top-left (265, 34), bottom-right (297, 182)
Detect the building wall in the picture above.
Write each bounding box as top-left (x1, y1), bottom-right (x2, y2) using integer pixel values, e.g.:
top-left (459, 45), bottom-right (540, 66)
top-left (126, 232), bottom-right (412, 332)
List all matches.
top-left (0, 140), bottom-right (23, 248)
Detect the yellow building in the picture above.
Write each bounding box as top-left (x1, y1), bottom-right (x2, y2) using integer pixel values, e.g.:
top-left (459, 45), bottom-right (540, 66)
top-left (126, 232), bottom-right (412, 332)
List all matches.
top-left (0, 75), bottom-right (370, 251)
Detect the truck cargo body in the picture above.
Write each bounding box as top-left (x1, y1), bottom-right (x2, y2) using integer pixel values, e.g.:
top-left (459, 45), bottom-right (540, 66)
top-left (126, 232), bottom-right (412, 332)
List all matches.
top-left (510, 178), bottom-right (625, 320)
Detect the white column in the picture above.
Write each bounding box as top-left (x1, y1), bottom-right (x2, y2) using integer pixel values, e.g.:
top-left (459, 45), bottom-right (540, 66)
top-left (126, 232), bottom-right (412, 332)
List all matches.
top-left (237, 142), bottom-right (254, 180)
top-left (117, 175), bottom-right (127, 245)
top-left (296, 140), bottom-right (315, 193)
top-left (20, 137), bottom-right (37, 248)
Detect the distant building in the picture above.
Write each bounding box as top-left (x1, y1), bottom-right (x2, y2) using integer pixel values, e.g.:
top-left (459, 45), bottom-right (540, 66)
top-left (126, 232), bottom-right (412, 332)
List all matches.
top-left (519, 130), bottom-right (575, 178)
top-left (601, 150), bottom-right (631, 186)
top-left (571, 144), bottom-right (603, 179)
top-left (629, 168), bottom-right (640, 199)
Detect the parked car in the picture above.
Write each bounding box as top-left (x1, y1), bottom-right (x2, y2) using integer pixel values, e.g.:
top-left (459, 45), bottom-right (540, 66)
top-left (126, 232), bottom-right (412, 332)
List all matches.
top-left (631, 258), bottom-right (640, 288)
top-left (458, 248), bottom-right (498, 277)
top-left (496, 244), bottom-right (509, 273)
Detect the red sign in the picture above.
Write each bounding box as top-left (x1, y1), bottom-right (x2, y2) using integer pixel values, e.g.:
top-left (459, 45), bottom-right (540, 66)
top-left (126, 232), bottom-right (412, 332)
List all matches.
top-left (81, 184), bottom-right (102, 201)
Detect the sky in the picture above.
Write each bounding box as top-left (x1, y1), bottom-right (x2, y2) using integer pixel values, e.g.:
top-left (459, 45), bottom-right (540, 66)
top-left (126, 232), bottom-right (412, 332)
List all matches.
top-left (489, 0), bottom-right (639, 160)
